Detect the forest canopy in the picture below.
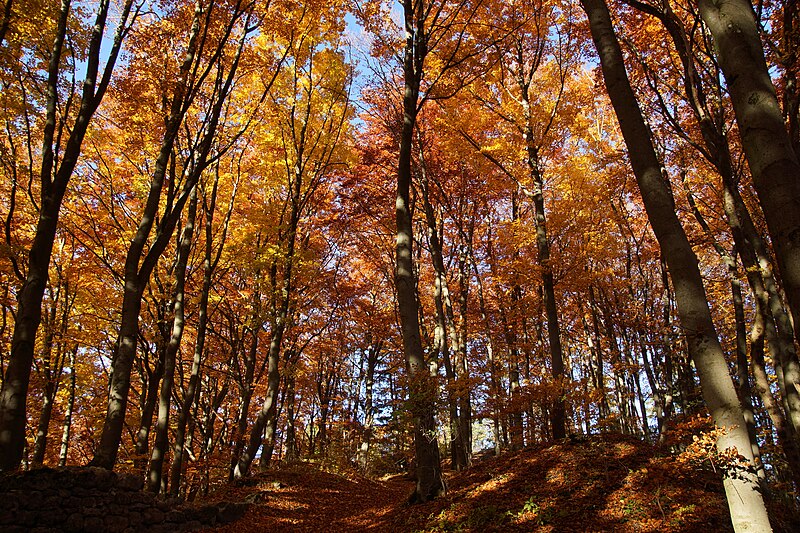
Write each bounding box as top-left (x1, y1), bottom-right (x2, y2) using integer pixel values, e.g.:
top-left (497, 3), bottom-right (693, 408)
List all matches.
top-left (0, 0), bottom-right (799, 530)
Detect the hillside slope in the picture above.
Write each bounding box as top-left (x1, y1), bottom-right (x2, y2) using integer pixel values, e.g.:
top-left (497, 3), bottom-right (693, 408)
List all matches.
top-left (208, 434), bottom-right (796, 532)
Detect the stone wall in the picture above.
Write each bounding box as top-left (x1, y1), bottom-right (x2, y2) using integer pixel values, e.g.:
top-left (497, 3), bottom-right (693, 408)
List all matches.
top-left (0, 466), bottom-right (248, 532)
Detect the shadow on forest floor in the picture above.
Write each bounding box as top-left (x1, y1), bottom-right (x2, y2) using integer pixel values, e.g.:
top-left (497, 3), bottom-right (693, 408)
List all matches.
top-left (206, 434), bottom-right (798, 532)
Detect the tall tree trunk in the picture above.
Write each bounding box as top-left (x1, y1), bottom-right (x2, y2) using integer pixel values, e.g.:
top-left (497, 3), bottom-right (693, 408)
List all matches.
top-left (284, 373), bottom-right (298, 462)
top-left (418, 147), bottom-right (466, 470)
top-left (93, 0), bottom-right (248, 469)
top-left (91, 3), bottom-right (204, 469)
top-left (522, 121), bottom-right (566, 441)
top-left (0, 0), bottom-right (134, 472)
top-left (148, 185), bottom-right (197, 493)
top-left (395, 0), bottom-right (444, 503)
top-left (698, 0), bottom-right (800, 357)
top-left (580, 0), bottom-right (772, 529)
top-left (634, 0), bottom-right (800, 443)
top-left (233, 186), bottom-right (300, 478)
top-left (170, 169), bottom-right (234, 496)
top-left (0, 0), bottom-right (13, 48)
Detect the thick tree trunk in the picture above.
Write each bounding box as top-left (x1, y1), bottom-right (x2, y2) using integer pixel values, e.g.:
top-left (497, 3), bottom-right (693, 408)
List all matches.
top-left (698, 0), bottom-right (800, 356)
top-left (580, 0), bottom-right (772, 529)
top-left (638, 0), bottom-right (800, 444)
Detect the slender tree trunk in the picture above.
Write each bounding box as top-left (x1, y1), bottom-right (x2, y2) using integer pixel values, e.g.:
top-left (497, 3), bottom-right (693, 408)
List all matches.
top-left (32, 300), bottom-right (62, 466)
top-left (58, 346), bottom-right (77, 466)
top-left (580, 1), bottom-right (772, 529)
top-left (395, 0), bottom-right (444, 502)
top-left (148, 185), bottom-right (197, 493)
top-left (418, 151), bottom-right (466, 470)
top-left (229, 317), bottom-right (259, 480)
top-left (522, 128), bottom-right (566, 440)
top-left (0, 0), bottom-right (133, 472)
top-left (284, 373), bottom-right (298, 462)
top-left (31, 381), bottom-right (56, 465)
top-left (93, 0), bottom-right (247, 468)
top-left (91, 6), bottom-right (201, 467)
top-left (750, 301), bottom-right (800, 489)
top-left (169, 171), bottom-right (234, 495)
top-left (358, 340), bottom-right (381, 471)
top-left (588, 287), bottom-right (610, 420)
top-left (134, 346), bottom-right (166, 473)
top-left (233, 289), bottom-right (288, 477)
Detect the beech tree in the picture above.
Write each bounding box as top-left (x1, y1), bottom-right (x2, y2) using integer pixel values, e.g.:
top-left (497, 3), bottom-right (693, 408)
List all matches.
top-left (579, 0), bottom-right (772, 529)
top-left (0, 0), bottom-right (138, 472)
top-left (92, 0), bottom-right (256, 469)
top-left (3, 1), bottom-right (800, 528)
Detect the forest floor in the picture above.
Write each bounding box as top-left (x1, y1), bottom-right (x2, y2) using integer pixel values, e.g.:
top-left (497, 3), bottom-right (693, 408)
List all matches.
top-left (203, 433), bottom-right (798, 532)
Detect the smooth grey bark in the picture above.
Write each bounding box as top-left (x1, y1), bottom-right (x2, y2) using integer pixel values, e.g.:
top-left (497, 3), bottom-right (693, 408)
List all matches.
top-left (627, 0), bottom-right (800, 443)
top-left (233, 32), bottom-right (348, 476)
top-left (284, 371), bottom-right (298, 462)
top-left (681, 177), bottom-right (762, 474)
top-left (455, 241), bottom-right (472, 464)
top-left (580, 0), bottom-right (772, 529)
top-left (233, 182), bottom-right (297, 477)
top-left (0, 0), bottom-right (135, 472)
top-left (698, 0), bottom-right (800, 367)
top-left (488, 194), bottom-right (525, 450)
top-left (750, 294), bottom-right (800, 489)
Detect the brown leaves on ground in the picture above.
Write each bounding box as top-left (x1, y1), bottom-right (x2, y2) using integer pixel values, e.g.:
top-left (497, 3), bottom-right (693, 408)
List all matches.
top-left (203, 434), bottom-right (796, 532)
top-left (385, 433), bottom-right (733, 533)
top-left (207, 463), bottom-right (413, 532)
